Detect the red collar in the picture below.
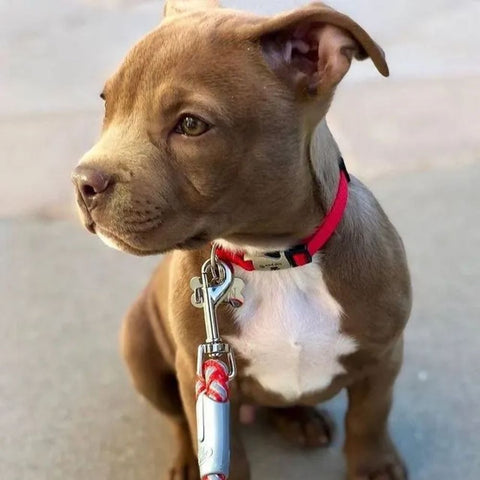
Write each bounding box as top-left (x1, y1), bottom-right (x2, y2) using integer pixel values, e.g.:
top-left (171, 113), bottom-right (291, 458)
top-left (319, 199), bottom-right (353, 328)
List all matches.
top-left (216, 159), bottom-right (350, 271)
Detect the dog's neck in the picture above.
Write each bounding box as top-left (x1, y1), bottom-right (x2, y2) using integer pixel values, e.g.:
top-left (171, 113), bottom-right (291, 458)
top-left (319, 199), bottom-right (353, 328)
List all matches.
top-left (307, 118), bottom-right (344, 213)
top-left (217, 118), bottom-right (344, 255)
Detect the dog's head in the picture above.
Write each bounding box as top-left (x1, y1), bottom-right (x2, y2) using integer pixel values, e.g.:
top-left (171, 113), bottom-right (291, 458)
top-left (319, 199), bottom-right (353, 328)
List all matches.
top-left (72, 0), bottom-right (388, 255)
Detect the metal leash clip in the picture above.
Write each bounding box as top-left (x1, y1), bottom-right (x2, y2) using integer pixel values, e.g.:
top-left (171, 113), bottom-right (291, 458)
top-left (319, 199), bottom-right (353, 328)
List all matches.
top-left (190, 256), bottom-right (244, 378)
top-left (190, 250), bottom-right (245, 479)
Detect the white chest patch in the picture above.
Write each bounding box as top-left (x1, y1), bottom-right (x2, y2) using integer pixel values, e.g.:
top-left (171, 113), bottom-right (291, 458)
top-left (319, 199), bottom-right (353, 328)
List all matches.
top-left (225, 261), bottom-right (357, 401)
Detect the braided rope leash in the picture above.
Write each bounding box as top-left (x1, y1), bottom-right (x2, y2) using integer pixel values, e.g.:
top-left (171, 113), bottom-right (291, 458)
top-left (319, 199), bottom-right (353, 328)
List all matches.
top-left (196, 359), bottom-right (230, 480)
top-left (196, 359), bottom-right (230, 403)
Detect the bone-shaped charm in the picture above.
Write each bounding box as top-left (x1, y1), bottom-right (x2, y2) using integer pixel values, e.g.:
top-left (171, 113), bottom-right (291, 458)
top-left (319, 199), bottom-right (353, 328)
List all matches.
top-left (225, 278), bottom-right (245, 308)
top-left (190, 276), bottom-right (204, 308)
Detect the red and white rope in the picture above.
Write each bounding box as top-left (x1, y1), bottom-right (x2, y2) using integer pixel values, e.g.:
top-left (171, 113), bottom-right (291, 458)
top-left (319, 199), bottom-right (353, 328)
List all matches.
top-left (196, 359), bottom-right (230, 480)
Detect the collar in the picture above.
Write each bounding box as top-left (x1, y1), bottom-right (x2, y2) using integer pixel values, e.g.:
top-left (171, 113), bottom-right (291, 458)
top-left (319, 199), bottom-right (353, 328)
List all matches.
top-left (216, 158), bottom-right (350, 271)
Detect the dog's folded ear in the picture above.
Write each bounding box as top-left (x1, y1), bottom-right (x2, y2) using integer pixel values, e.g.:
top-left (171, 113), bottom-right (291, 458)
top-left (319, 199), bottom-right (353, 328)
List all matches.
top-left (246, 2), bottom-right (389, 96)
top-left (164, 0), bottom-right (221, 18)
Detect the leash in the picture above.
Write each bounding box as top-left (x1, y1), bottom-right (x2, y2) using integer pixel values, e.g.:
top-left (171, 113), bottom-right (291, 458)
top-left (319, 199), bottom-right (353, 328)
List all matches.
top-left (190, 255), bottom-right (245, 480)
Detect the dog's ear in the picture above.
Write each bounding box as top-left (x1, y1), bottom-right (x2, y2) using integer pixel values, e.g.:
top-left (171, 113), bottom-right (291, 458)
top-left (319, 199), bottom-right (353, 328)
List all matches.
top-left (248, 2), bottom-right (388, 95)
top-left (164, 0), bottom-right (221, 18)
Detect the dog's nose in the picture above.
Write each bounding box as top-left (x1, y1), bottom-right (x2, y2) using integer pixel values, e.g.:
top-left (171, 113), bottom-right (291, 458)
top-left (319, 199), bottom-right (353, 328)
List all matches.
top-left (72, 166), bottom-right (112, 207)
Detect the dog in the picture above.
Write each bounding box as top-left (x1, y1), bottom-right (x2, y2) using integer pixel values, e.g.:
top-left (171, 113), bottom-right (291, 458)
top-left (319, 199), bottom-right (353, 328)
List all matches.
top-left (72, 1), bottom-right (412, 479)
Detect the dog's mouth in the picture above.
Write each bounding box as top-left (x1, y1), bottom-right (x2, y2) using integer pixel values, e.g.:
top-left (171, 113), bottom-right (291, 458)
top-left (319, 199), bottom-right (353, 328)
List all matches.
top-left (74, 189), bottom-right (213, 255)
top-left (84, 219), bottom-right (96, 234)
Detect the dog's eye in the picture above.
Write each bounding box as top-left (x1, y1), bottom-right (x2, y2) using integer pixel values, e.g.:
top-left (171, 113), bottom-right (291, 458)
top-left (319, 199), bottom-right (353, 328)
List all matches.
top-left (174, 115), bottom-right (210, 137)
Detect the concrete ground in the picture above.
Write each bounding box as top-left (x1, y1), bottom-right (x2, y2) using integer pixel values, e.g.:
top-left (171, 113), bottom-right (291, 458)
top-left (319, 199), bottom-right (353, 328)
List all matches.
top-left (2, 165), bottom-right (480, 480)
top-left (1, 1), bottom-right (479, 479)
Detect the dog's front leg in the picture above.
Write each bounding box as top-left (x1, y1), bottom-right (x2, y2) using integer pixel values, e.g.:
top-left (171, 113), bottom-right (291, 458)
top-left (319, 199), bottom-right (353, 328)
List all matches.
top-left (344, 340), bottom-right (407, 480)
top-left (176, 353), bottom-right (251, 480)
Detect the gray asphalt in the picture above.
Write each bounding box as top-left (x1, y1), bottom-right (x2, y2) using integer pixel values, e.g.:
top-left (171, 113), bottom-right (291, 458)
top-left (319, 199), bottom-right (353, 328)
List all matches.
top-left (1, 0), bottom-right (480, 479)
top-left (2, 164), bottom-right (479, 480)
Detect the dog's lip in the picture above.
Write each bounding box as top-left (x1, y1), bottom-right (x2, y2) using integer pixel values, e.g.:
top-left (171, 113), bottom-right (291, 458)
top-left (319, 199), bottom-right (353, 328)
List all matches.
top-left (88, 215), bottom-right (162, 236)
top-left (75, 194), bottom-right (97, 233)
top-left (85, 221), bottom-right (96, 234)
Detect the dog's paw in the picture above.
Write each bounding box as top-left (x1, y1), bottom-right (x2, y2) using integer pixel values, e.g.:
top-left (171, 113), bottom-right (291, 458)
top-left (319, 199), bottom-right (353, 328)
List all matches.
top-left (348, 461), bottom-right (407, 480)
top-left (267, 406), bottom-right (334, 448)
top-left (346, 439), bottom-right (408, 480)
top-left (167, 454), bottom-right (200, 480)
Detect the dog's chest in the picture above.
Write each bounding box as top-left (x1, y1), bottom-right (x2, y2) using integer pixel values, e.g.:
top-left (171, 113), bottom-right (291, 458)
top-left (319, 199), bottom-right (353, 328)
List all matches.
top-left (226, 263), bottom-right (357, 401)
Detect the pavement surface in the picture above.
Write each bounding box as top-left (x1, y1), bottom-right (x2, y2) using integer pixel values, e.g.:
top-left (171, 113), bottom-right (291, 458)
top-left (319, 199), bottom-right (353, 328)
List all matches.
top-left (1, 1), bottom-right (479, 479)
top-left (2, 165), bottom-right (479, 480)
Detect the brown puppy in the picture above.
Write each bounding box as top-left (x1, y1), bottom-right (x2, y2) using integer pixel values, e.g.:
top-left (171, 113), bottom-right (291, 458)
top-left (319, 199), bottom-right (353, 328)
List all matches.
top-left (72, 1), bottom-right (411, 479)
